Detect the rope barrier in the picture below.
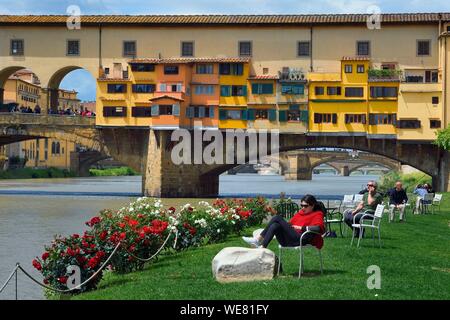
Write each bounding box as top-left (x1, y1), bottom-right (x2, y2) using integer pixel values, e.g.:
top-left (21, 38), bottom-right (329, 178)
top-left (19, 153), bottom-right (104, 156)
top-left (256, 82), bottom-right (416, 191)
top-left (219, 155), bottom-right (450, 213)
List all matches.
top-left (0, 228), bottom-right (177, 297)
top-left (0, 264), bottom-right (19, 294)
top-left (123, 229), bottom-right (176, 262)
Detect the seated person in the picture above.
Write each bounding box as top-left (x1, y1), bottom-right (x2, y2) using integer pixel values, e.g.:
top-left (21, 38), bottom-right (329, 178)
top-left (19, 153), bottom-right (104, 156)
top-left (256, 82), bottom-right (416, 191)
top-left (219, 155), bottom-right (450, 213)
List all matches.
top-left (413, 184), bottom-right (428, 213)
top-left (344, 181), bottom-right (383, 237)
top-left (388, 181), bottom-right (408, 222)
top-left (242, 194), bottom-right (325, 249)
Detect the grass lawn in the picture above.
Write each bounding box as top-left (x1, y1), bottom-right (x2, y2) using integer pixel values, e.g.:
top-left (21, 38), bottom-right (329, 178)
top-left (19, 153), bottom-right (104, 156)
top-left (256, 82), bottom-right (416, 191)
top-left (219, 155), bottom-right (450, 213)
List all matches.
top-left (74, 197), bottom-right (450, 300)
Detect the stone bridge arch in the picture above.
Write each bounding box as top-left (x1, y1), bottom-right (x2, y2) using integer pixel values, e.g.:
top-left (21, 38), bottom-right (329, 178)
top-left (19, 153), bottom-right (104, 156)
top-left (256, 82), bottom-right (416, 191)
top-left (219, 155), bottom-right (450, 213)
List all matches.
top-left (142, 132), bottom-right (447, 197)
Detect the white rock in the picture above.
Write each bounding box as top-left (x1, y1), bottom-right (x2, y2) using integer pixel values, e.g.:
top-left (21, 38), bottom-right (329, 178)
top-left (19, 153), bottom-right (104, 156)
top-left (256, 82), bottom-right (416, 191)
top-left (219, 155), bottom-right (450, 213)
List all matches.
top-left (212, 247), bottom-right (276, 283)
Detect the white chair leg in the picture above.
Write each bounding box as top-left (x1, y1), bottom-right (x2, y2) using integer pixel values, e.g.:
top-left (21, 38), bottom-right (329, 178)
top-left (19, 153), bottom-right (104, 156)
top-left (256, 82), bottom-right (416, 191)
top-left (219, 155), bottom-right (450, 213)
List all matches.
top-left (357, 227), bottom-right (363, 248)
top-left (351, 227), bottom-right (356, 246)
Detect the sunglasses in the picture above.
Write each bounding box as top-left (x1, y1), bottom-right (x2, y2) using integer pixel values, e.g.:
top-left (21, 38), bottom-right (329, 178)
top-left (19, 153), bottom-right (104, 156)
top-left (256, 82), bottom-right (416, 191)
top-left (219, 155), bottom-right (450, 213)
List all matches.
top-left (300, 204), bottom-right (310, 208)
top-left (367, 184), bottom-right (375, 187)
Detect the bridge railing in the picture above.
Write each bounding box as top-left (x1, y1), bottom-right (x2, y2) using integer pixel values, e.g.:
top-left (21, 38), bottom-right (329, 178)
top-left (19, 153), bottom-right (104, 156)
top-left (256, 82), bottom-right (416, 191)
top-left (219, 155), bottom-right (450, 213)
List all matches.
top-left (0, 112), bottom-right (95, 126)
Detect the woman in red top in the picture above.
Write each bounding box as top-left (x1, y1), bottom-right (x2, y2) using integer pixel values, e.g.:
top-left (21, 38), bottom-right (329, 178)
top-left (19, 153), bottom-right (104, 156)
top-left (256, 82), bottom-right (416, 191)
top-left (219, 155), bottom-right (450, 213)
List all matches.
top-left (243, 195), bottom-right (325, 249)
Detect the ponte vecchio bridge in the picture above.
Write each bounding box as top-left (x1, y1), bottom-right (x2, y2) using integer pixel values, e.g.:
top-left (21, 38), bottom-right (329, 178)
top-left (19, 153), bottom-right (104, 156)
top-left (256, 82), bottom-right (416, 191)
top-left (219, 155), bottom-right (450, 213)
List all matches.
top-left (1, 14), bottom-right (450, 196)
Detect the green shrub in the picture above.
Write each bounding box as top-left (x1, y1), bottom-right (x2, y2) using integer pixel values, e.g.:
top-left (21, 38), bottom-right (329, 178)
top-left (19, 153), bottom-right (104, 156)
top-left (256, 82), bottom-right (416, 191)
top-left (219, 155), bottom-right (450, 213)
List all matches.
top-left (89, 167), bottom-right (138, 177)
top-left (379, 171), bottom-right (431, 193)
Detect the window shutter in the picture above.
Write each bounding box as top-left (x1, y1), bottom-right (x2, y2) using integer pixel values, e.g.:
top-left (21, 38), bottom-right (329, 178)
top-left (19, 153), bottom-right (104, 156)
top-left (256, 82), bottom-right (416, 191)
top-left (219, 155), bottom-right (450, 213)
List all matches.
top-left (176, 84), bottom-right (182, 92)
top-left (332, 114), bottom-right (337, 124)
top-left (279, 110), bottom-right (287, 122)
top-left (242, 86), bottom-right (247, 97)
top-left (314, 113), bottom-right (321, 124)
top-left (268, 109), bottom-right (277, 121)
top-left (241, 109), bottom-right (248, 120)
top-left (209, 106), bottom-right (215, 118)
top-left (220, 85), bottom-right (231, 97)
top-left (247, 109), bottom-right (256, 120)
top-left (263, 83), bottom-right (273, 94)
top-left (219, 109), bottom-right (227, 120)
top-left (300, 110), bottom-right (309, 122)
top-left (160, 84), bottom-right (167, 92)
top-left (186, 106), bottom-right (193, 118)
top-left (172, 104), bottom-right (180, 116)
top-left (199, 106), bottom-right (205, 118)
top-left (151, 105), bottom-right (159, 116)
top-left (251, 83), bottom-right (259, 94)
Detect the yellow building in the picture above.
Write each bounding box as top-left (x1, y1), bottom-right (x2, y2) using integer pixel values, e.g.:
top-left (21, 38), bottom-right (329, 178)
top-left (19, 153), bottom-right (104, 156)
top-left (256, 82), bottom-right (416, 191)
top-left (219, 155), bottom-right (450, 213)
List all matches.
top-left (2, 70), bottom-right (80, 170)
top-left (21, 138), bottom-right (75, 169)
top-left (309, 57), bottom-right (399, 138)
top-left (217, 60), bottom-right (250, 129)
top-left (4, 70), bottom-right (41, 109)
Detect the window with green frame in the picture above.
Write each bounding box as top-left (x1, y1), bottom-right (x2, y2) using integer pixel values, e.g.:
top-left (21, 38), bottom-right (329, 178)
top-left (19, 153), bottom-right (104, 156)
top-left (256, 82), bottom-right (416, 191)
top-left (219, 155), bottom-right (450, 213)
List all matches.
top-left (281, 84), bottom-right (304, 95)
top-left (251, 83), bottom-right (274, 94)
top-left (219, 109), bottom-right (247, 120)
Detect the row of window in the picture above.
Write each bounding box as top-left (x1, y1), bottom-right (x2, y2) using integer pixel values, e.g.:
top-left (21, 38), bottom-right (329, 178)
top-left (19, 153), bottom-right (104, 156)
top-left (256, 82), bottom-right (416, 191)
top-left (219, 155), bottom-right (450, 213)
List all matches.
top-left (106, 82), bottom-right (440, 104)
top-left (314, 86), bottom-right (398, 98)
top-left (313, 113), bottom-right (440, 128)
top-left (107, 82), bottom-right (305, 96)
top-left (18, 84), bottom-right (39, 95)
top-left (314, 86), bottom-right (364, 98)
top-left (102, 105), bottom-right (441, 129)
top-left (8, 39), bottom-right (433, 58)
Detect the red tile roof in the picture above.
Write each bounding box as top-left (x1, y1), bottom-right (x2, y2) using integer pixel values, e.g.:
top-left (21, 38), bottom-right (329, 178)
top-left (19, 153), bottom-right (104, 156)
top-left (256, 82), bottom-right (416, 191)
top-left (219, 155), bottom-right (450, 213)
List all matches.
top-left (0, 14), bottom-right (449, 26)
top-left (149, 95), bottom-right (184, 102)
top-left (129, 57), bottom-right (251, 64)
top-left (342, 56), bottom-right (371, 61)
top-left (248, 75), bottom-right (279, 80)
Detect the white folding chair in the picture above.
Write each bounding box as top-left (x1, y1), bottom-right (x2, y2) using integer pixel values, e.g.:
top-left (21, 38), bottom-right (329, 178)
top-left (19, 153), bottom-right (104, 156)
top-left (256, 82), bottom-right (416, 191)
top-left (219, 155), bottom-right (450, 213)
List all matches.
top-left (432, 194), bottom-right (443, 212)
top-left (341, 194), bottom-right (354, 211)
top-left (353, 194), bottom-right (364, 205)
top-left (278, 230), bottom-right (324, 279)
top-left (421, 193), bottom-right (435, 214)
top-left (351, 204), bottom-right (385, 248)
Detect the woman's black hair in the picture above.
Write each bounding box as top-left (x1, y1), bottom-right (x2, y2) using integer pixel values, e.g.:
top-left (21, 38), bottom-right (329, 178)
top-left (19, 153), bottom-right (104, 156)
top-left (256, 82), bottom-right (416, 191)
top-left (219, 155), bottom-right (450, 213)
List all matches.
top-left (301, 194), bottom-right (317, 207)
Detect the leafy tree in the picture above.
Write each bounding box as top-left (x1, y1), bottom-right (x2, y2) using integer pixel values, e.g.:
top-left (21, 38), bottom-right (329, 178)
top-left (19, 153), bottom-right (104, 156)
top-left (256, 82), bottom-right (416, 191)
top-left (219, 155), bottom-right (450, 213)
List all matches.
top-left (435, 126), bottom-right (450, 150)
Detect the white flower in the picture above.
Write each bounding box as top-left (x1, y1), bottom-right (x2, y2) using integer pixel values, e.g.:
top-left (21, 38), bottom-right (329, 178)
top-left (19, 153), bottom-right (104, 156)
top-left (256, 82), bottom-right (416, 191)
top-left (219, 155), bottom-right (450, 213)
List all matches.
top-left (194, 218), bottom-right (208, 228)
top-left (217, 229), bottom-right (221, 233)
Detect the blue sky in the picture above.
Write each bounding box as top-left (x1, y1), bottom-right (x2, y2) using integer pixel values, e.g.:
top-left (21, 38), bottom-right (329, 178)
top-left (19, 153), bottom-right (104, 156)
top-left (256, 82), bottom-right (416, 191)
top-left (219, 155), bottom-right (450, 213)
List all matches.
top-left (3, 0), bottom-right (449, 101)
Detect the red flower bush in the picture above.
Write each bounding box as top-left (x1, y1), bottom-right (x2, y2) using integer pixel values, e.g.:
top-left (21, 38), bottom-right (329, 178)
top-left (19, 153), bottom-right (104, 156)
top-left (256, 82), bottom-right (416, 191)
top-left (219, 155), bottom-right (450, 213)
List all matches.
top-left (32, 232), bottom-right (106, 294)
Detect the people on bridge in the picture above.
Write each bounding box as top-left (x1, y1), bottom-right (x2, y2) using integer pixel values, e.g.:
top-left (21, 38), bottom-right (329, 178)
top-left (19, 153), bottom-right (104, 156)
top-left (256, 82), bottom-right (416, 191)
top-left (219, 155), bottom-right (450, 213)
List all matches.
top-left (242, 194), bottom-right (325, 249)
top-left (34, 104), bottom-right (41, 114)
top-left (344, 181), bottom-right (383, 237)
top-left (387, 181), bottom-right (408, 222)
top-left (413, 184), bottom-right (429, 214)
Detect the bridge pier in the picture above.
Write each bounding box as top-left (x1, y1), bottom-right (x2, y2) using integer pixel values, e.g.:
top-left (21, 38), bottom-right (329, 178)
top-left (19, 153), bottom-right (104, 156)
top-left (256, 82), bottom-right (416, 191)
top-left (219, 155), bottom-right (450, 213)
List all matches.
top-left (70, 150), bottom-right (109, 177)
top-left (340, 165), bottom-right (350, 176)
top-left (142, 129), bottom-right (219, 197)
top-left (49, 88), bottom-right (59, 113)
top-left (284, 154), bottom-right (312, 181)
top-left (432, 151), bottom-right (450, 192)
